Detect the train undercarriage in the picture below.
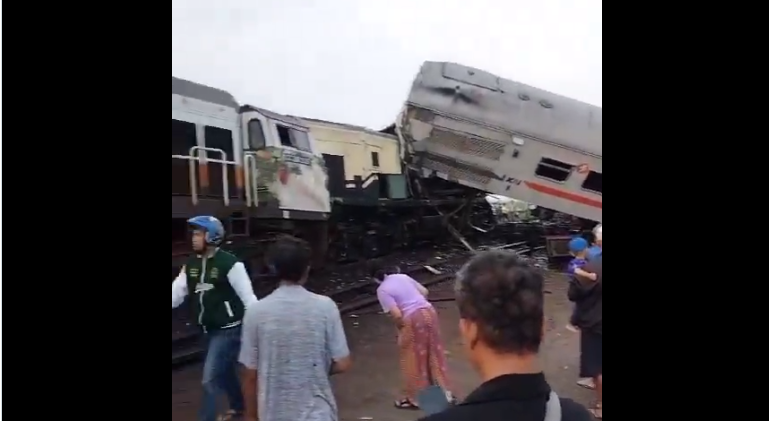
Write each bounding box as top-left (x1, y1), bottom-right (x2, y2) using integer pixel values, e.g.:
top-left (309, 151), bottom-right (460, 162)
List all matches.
top-left (171, 170), bottom-right (494, 278)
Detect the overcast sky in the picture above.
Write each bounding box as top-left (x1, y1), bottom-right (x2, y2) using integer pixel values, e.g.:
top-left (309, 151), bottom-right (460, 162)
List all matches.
top-left (172, 0), bottom-right (601, 130)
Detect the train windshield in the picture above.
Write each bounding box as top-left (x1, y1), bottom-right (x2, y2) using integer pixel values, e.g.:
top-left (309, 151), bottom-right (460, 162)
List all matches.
top-left (247, 119), bottom-right (267, 149)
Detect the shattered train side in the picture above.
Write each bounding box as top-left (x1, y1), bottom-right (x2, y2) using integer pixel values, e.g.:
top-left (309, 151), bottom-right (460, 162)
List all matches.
top-left (395, 61), bottom-right (602, 222)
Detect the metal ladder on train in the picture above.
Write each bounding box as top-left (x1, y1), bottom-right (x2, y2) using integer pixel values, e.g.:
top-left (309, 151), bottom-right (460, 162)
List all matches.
top-left (171, 147), bottom-right (260, 235)
top-left (171, 146), bottom-right (260, 207)
top-left (172, 146), bottom-right (236, 206)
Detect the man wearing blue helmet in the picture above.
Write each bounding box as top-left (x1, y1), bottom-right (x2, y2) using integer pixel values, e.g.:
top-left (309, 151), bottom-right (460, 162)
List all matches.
top-left (172, 215), bottom-right (258, 421)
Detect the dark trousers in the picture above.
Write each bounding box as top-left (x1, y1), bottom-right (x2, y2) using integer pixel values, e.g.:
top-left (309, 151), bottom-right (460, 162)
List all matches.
top-left (579, 329), bottom-right (602, 378)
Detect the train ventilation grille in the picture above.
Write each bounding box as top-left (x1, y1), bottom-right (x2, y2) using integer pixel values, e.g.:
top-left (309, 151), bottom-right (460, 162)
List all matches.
top-left (427, 128), bottom-right (506, 161)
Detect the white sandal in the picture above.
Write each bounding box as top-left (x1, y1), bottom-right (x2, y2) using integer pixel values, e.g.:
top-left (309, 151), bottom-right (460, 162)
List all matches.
top-left (217, 410), bottom-right (243, 421)
top-left (577, 378), bottom-right (595, 390)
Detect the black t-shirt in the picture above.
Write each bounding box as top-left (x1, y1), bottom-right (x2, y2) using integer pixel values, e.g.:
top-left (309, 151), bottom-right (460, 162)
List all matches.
top-left (418, 373), bottom-right (592, 421)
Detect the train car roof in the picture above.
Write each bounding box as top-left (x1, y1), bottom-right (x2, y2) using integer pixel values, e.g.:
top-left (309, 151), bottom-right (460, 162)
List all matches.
top-left (172, 76), bottom-right (239, 108)
top-left (409, 62), bottom-right (602, 156)
top-left (301, 117), bottom-right (398, 140)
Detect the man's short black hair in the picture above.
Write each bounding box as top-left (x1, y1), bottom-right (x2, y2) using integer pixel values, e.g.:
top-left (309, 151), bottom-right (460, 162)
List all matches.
top-left (455, 250), bottom-right (544, 355)
top-left (267, 236), bottom-right (311, 282)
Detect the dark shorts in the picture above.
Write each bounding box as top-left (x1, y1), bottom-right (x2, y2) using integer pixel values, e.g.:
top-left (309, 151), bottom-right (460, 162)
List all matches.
top-left (579, 329), bottom-right (602, 378)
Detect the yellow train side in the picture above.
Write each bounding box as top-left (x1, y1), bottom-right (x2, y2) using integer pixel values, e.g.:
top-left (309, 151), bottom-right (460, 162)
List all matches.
top-left (301, 117), bottom-right (402, 179)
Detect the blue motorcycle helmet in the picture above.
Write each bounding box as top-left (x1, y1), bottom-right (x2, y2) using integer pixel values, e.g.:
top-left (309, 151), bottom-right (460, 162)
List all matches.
top-left (187, 215), bottom-right (225, 246)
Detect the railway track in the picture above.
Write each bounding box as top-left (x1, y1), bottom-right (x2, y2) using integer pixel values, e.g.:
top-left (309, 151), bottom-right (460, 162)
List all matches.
top-left (172, 240), bottom-right (544, 368)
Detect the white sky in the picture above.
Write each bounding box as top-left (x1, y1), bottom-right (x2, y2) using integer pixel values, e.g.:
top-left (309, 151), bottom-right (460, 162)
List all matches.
top-left (172, 0), bottom-right (602, 130)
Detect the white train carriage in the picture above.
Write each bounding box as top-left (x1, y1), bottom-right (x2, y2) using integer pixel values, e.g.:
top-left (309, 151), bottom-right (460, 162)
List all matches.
top-left (396, 61), bottom-right (602, 222)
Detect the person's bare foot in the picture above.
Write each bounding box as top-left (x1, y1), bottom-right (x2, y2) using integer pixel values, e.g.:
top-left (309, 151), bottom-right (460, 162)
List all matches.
top-left (566, 324), bottom-right (579, 333)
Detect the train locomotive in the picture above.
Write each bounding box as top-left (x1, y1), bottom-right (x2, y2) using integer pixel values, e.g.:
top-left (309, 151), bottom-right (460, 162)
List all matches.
top-left (171, 76), bottom-right (491, 274)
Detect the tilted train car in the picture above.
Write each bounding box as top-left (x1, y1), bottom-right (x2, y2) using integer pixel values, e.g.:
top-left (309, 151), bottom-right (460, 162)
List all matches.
top-left (393, 61), bottom-right (602, 222)
top-left (172, 77), bottom-right (492, 274)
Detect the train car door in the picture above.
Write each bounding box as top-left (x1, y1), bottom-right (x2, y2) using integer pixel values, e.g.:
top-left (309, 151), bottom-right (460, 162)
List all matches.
top-left (322, 154), bottom-right (347, 198)
top-left (172, 119), bottom-right (197, 196)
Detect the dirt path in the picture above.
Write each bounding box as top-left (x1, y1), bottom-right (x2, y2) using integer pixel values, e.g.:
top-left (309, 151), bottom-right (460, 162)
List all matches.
top-left (172, 274), bottom-right (594, 421)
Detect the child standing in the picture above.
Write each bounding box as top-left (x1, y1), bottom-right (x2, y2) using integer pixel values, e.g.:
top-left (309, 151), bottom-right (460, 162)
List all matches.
top-left (565, 237), bottom-right (597, 333)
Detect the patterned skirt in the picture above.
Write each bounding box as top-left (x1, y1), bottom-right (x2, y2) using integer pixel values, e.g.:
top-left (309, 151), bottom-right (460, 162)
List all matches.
top-left (398, 307), bottom-right (452, 402)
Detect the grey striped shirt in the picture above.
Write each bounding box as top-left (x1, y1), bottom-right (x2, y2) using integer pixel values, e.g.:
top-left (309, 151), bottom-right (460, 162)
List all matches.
top-left (239, 285), bottom-right (350, 421)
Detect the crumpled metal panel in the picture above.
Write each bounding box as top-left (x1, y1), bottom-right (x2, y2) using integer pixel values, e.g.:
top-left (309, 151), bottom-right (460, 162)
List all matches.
top-left (426, 128), bottom-right (506, 161)
top-left (406, 62), bottom-right (602, 157)
top-left (418, 154), bottom-right (494, 186)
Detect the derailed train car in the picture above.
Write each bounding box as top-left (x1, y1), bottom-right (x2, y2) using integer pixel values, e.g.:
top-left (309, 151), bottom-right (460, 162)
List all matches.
top-left (393, 61), bottom-right (602, 223)
top-left (301, 117), bottom-right (495, 261)
top-left (171, 76), bottom-right (492, 275)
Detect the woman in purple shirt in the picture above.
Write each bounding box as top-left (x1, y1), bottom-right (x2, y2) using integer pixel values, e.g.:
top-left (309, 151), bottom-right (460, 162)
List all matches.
top-left (373, 266), bottom-right (454, 410)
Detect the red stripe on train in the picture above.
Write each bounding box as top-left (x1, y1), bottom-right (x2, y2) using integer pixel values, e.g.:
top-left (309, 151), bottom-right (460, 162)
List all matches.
top-left (523, 181), bottom-right (602, 209)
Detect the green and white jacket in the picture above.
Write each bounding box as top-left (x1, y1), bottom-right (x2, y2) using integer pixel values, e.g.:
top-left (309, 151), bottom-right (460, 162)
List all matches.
top-left (172, 249), bottom-right (257, 332)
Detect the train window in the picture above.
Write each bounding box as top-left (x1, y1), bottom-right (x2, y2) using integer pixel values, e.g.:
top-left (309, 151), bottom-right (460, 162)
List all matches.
top-left (289, 129), bottom-right (312, 152)
top-left (276, 125), bottom-right (293, 147)
top-left (172, 119), bottom-right (197, 155)
top-left (247, 119), bottom-right (266, 149)
top-left (203, 126), bottom-right (234, 161)
top-left (371, 151), bottom-right (380, 167)
top-left (534, 158), bottom-right (573, 182)
top-left (581, 171), bottom-right (602, 194)
top-left (276, 124), bottom-right (311, 152)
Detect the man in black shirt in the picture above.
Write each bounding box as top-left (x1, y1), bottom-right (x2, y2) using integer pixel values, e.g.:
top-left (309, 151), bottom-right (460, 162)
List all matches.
top-left (418, 251), bottom-right (592, 421)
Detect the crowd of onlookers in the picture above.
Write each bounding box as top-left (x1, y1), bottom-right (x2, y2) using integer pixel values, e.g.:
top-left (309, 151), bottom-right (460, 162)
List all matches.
top-left (173, 215), bottom-right (603, 421)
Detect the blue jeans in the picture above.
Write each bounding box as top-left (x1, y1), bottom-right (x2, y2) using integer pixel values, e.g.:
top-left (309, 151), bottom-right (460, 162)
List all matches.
top-left (200, 326), bottom-right (244, 421)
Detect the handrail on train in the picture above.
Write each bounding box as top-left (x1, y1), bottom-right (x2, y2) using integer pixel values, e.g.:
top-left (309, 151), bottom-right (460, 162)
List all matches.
top-left (171, 146), bottom-right (234, 206)
top-left (243, 152), bottom-right (259, 208)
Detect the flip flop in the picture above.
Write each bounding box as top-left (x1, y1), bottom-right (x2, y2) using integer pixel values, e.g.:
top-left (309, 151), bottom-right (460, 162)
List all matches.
top-left (217, 410), bottom-right (242, 421)
top-left (394, 398), bottom-right (419, 410)
top-left (577, 378), bottom-right (595, 390)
